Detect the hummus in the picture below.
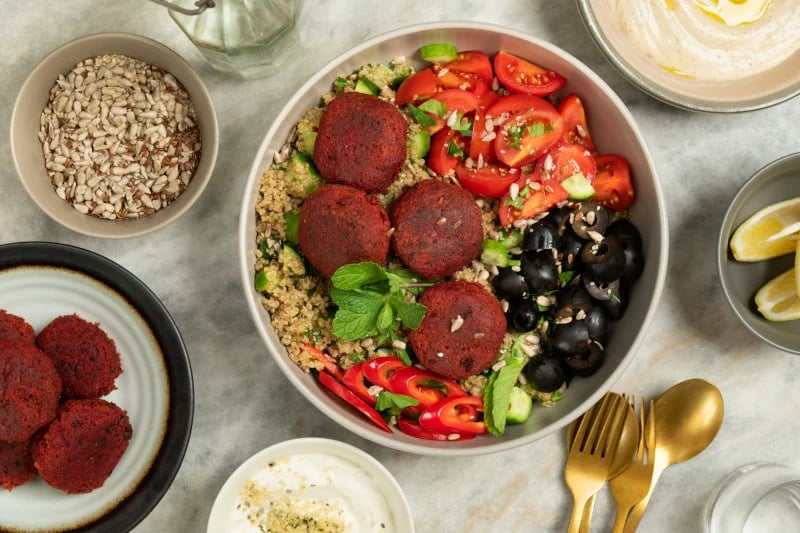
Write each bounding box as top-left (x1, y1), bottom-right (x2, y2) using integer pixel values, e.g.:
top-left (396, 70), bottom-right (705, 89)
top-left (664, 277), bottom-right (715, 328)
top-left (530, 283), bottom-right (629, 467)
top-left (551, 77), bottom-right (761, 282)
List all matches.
top-left (607, 0), bottom-right (800, 81)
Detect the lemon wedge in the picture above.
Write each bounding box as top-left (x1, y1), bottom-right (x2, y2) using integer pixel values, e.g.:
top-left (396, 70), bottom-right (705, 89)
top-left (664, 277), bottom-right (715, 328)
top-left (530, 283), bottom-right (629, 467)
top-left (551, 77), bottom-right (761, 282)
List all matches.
top-left (755, 267), bottom-right (800, 321)
top-left (730, 196), bottom-right (800, 262)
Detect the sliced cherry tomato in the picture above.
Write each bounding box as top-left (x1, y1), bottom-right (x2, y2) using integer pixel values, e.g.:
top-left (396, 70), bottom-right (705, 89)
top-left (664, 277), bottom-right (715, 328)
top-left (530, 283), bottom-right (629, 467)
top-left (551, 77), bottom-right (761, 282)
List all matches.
top-left (441, 50), bottom-right (493, 81)
top-left (476, 89), bottom-right (500, 109)
top-left (493, 50), bottom-right (566, 96)
top-left (430, 88), bottom-right (479, 114)
top-left (486, 93), bottom-right (554, 118)
top-left (418, 395), bottom-right (488, 435)
top-left (302, 343), bottom-right (344, 381)
top-left (318, 371), bottom-right (392, 433)
top-left (428, 128), bottom-right (468, 177)
top-left (455, 162), bottom-right (519, 198)
top-left (498, 175), bottom-right (569, 227)
top-left (532, 142), bottom-right (596, 184)
top-left (396, 69), bottom-right (439, 106)
top-left (343, 363), bottom-right (375, 405)
top-left (558, 93), bottom-right (596, 152)
top-left (396, 418), bottom-right (476, 441)
top-left (433, 67), bottom-right (490, 97)
top-left (362, 356), bottom-right (405, 389)
top-left (593, 154), bottom-right (635, 210)
top-left (493, 104), bottom-right (565, 167)
top-left (388, 366), bottom-right (467, 408)
top-left (469, 106), bottom-right (496, 163)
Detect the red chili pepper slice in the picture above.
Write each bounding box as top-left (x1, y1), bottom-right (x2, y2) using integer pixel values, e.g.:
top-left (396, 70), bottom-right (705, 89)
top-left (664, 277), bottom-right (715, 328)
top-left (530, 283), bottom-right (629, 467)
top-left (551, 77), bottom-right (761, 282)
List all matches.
top-left (396, 418), bottom-right (475, 441)
top-left (388, 366), bottom-right (467, 408)
top-left (302, 343), bottom-right (344, 381)
top-left (318, 371), bottom-right (392, 433)
top-left (362, 356), bottom-right (406, 389)
top-left (418, 395), bottom-right (488, 435)
top-left (342, 363), bottom-right (375, 406)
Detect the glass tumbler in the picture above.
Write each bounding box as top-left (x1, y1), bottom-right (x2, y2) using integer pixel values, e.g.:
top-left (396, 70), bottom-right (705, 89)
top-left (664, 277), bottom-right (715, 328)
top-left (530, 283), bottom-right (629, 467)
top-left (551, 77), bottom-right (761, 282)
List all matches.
top-left (167, 0), bottom-right (301, 78)
top-left (705, 463), bottom-right (800, 533)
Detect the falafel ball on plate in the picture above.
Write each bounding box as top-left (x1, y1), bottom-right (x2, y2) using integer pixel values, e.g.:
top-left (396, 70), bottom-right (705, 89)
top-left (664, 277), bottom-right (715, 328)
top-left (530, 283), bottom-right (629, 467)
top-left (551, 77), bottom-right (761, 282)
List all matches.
top-left (299, 184), bottom-right (391, 277)
top-left (409, 281), bottom-right (506, 380)
top-left (32, 398), bottom-right (132, 494)
top-left (0, 439), bottom-right (36, 491)
top-left (391, 179), bottom-right (484, 279)
top-left (0, 310), bottom-right (35, 345)
top-left (313, 91), bottom-right (407, 193)
top-left (0, 340), bottom-right (62, 443)
top-left (36, 314), bottom-right (122, 399)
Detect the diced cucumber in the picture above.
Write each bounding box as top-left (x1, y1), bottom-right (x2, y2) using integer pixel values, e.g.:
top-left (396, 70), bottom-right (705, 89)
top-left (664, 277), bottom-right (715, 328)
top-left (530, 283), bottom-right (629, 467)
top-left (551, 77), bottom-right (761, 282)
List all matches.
top-left (481, 239), bottom-right (520, 268)
top-left (283, 211), bottom-right (300, 246)
top-left (506, 387), bottom-right (533, 424)
top-left (408, 130), bottom-right (431, 159)
top-left (354, 76), bottom-right (380, 95)
top-left (561, 172), bottom-right (596, 201)
top-left (284, 152), bottom-right (322, 197)
top-left (500, 230), bottom-right (523, 249)
top-left (279, 244), bottom-right (306, 276)
top-left (254, 265), bottom-right (282, 293)
top-left (297, 121), bottom-right (317, 156)
top-left (419, 43), bottom-right (458, 64)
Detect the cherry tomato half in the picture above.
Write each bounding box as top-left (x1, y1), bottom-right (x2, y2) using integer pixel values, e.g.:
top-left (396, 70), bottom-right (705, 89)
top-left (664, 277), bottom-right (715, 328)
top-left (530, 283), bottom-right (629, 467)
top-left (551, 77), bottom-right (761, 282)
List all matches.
top-left (396, 418), bottom-right (476, 441)
top-left (388, 366), bottom-right (467, 408)
top-left (593, 154), bottom-right (635, 210)
top-left (318, 371), bottom-right (392, 433)
top-left (428, 128), bottom-right (468, 177)
top-left (396, 69), bottom-right (439, 106)
top-left (434, 67), bottom-right (490, 98)
top-left (455, 162), bottom-right (519, 198)
top-left (302, 343), bottom-right (344, 381)
top-left (418, 395), bottom-right (488, 435)
top-left (532, 142), bottom-right (596, 184)
top-left (469, 106), bottom-right (496, 163)
top-left (430, 88), bottom-right (479, 114)
top-left (362, 356), bottom-right (405, 389)
top-left (343, 363), bottom-right (375, 405)
top-left (493, 102), bottom-right (565, 167)
top-left (441, 50), bottom-right (493, 81)
top-left (498, 175), bottom-right (569, 227)
top-left (493, 50), bottom-right (566, 96)
top-left (558, 93), bottom-right (596, 152)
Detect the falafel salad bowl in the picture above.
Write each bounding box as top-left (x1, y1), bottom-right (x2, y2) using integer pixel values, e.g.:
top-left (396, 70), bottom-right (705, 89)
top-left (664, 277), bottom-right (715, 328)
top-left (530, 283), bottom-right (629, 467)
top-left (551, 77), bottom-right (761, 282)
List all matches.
top-left (238, 23), bottom-right (667, 455)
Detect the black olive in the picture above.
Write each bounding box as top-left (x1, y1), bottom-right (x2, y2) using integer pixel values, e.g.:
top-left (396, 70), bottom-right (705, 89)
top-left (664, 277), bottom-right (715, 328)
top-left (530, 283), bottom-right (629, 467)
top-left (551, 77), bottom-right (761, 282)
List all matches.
top-left (606, 219), bottom-right (643, 251)
top-left (523, 220), bottom-right (560, 252)
top-left (551, 320), bottom-right (591, 355)
top-left (584, 276), bottom-right (620, 301)
top-left (602, 285), bottom-right (630, 320)
top-left (571, 203), bottom-right (610, 239)
top-left (523, 353), bottom-right (566, 392)
top-left (619, 244), bottom-right (645, 284)
top-left (558, 228), bottom-right (585, 271)
top-left (492, 268), bottom-right (528, 300)
top-left (521, 250), bottom-right (559, 293)
top-left (565, 343), bottom-right (605, 377)
top-left (584, 305), bottom-right (609, 343)
top-left (506, 299), bottom-right (539, 332)
top-left (556, 283), bottom-right (593, 312)
top-left (544, 206), bottom-right (573, 236)
top-left (580, 235), bottom-right (626, 282)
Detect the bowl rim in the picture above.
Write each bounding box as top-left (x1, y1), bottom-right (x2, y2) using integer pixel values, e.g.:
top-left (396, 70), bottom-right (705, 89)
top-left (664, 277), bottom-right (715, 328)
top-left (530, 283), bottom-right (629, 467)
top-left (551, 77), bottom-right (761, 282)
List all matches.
top-left (574, 0), bottom-right (800, 113)
top-left (9, 31), bottom-right (219, 239)
top-left (238, 20), bottom-right (669, 455)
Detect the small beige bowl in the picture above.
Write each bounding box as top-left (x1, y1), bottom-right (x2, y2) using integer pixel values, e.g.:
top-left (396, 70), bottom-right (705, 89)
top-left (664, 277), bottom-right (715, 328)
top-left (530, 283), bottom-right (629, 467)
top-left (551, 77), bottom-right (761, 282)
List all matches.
top-left (576, 0), bottom-right (800, 112)
top-left (10, 32), bottom-right (218, 238)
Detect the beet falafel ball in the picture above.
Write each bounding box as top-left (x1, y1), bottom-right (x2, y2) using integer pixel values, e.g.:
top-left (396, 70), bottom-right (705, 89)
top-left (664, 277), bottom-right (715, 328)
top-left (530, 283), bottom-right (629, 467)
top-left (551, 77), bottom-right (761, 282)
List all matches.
top-left (391, 179), bottom-right (484, 279)
top-left (0, 439), bottom-right (36, 491)
top-left (409, 281), bottom-right (506, 380)
top-left (313, 91), bottom-right (408, 193)
top-left (0, 310), bottom-right (36, 345)
top-left (298, 184), bottom-right (391, 277)
top-left (32, 399), bottom-right (132, 494)
top-left (36, 314), bottom-right (122, 399)
top-left (0, 340), bottom-right (62, 442)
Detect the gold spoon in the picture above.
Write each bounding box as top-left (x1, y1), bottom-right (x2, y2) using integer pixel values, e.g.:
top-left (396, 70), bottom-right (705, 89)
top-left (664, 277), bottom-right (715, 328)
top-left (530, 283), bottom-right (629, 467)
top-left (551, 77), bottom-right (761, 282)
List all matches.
top-left (567, 396), bottom-right (639, 533)
top-left (622, 378), bottom-right (724, 532)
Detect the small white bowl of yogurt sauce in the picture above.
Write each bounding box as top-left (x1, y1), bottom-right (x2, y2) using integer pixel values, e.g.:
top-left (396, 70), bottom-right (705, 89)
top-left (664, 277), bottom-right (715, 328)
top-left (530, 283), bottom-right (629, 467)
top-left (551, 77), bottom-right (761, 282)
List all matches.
top-left (576, 0), bottom-right (800, 112)
top-left (207, 438), bottom-right (414, 532)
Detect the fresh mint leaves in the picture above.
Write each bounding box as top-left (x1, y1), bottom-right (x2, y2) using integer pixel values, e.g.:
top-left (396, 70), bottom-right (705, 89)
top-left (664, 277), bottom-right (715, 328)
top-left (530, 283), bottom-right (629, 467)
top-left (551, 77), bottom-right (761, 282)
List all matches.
top-left (375, 390), bottom-right (420, 415)
top-left (483, 354), bottom-right (527, 436)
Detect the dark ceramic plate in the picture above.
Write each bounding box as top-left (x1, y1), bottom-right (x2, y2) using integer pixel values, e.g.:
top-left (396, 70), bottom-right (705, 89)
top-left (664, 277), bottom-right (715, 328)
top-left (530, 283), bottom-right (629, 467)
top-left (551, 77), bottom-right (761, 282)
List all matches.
top-left (0, 242), bottom-right (193, 532)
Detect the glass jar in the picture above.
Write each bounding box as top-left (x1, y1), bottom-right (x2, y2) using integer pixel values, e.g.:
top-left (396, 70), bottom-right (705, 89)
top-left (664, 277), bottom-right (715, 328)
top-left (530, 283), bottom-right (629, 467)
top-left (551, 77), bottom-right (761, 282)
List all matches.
top-left (166, 0), bottom-right (301, 78)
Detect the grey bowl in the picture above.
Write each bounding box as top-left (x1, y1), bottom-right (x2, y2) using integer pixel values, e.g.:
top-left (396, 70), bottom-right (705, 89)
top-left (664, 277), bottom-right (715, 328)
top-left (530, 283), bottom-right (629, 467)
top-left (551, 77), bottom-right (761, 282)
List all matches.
top-left (717, 153), bottom-right (800, 354)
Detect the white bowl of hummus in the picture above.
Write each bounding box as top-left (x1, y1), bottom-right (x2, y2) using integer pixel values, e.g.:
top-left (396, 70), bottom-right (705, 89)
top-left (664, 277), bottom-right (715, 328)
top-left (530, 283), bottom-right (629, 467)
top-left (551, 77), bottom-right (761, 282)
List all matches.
top-left (576, 0), bottom-right (800, 112)
top-left (207, 438), bottom-right (414, 532)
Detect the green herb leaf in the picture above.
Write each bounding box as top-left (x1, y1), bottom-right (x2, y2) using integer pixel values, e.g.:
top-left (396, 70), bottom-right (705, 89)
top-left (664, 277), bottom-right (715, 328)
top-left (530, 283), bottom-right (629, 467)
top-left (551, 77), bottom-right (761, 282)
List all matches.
top-left (331, 262), bottom-right (387, 290)
top-left (419, 379), bottom-right (447, 394)
top-left (385, 268), bottom-right (419, 293)
top-left (451, 114), bottom-right (473, 136)
top-left (550, 390), bottom-right (564, 403)
top-left (391, 296), bottom-right (427, 330)
top-left (335, 76), bottom-right (349, 89)
top-left (376, 302), bottom-right (396, 335)
top-left (389, 332), bottom-right (413, 365)
top-left (447, 140), bottom-right (465, 159)
top-left (610, 292), bottom-right (621, 303)
top-left (375, 391), bottom-right (420, 413)
top-left (330, 288), bottom-right (385, 313)
top-left (418, 98), bottom-right (447, 117)
top-left (332, 308), bottom-right (379, 340)
top-left (484, 355), bottom-right (527, 436)
top-left (406, 103), bottom-right (437, 127)
top-left (559, 270), bottom-right (576, 287)
top-left (506, 123), bottom-right (523, 148)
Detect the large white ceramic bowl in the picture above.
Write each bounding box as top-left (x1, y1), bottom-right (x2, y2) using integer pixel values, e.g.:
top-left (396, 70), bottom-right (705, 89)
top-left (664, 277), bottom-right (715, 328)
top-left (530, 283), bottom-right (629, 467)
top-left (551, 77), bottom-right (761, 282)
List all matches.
top-left (238, 22), bottom-right (668, 455)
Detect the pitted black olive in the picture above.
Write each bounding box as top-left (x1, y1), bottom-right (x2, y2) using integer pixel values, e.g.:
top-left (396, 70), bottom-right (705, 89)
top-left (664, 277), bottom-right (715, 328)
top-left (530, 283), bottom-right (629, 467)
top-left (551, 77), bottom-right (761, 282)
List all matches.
top-left (558, 228), bottom-right (586, 271)
top-left (584, 305), bottom-right (609, 344)
top-left (557, 283), bottom-right (593, 313)
top-left (602, 285), bottom-right (630, 320)
top-left (521, 250), bottom-right (559, 293)
top-left (584, 276), bottom-right (621, 301)
top-left (619, 244), bottom-right (645, 284)
top-left (606, 220), bottom-right (643, 250)
top-left (492, 268), bottom-right (528, 301)
top-left (565, 342), bottom-right (605, 376)
top-left (580, 235), bottom-right (626, 282)
top-left (523, 353), bottom-right (567, 392)
top-left (544, 206), bottom-right (573, 236)
top-left (551, 320), bottom-right (591, 355)
top-left (523, 220), bottom-right (560, 252)
top-left (571, 203), bottom-right (610, 240)
top-left (506, 299), bottom-right (539, 332)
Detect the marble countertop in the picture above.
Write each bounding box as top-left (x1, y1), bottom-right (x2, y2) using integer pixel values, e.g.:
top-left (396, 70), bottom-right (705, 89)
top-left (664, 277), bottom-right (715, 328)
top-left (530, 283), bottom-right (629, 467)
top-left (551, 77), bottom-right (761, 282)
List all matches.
top-left (3, 1), bottom-right (800, 532)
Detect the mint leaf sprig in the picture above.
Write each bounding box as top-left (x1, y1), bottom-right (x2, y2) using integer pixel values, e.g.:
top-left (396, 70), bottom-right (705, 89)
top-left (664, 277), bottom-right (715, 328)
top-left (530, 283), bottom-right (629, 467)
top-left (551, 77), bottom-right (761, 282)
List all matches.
top-left (330, 262), bottom-right (430, 341)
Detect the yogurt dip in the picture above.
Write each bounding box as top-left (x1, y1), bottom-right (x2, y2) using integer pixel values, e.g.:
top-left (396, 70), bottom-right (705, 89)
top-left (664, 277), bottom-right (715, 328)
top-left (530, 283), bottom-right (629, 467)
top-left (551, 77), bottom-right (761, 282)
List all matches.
top-left (228, 452), bottom-right (394, 532)
top-left (607, 0), bottom-right (800, 81)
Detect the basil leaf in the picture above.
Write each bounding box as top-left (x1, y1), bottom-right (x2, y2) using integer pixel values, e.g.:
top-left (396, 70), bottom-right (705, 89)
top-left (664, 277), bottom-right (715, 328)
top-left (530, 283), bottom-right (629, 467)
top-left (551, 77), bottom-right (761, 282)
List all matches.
top-left (391, 297), bottom-right (427, 330)
top-left (375, 390), bottom-right (420, 412)
top-left (376, 302), bottom-right (396, 334)
top-left (406, 103), bottom-right (437, 127)
top-left (418, 98), bottom-right (447, 117)
top-left (331, 308), bottom-right (379, 340)
top-left (331, 262), bottom-right (387, 290)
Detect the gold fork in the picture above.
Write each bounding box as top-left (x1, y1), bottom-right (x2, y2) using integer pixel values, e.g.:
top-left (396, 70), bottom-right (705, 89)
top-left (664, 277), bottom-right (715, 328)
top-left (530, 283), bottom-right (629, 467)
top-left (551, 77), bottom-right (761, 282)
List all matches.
top-left (608, 397), bottom-right (656, 533)
top-left (564, 392), bottom-right (628, 533)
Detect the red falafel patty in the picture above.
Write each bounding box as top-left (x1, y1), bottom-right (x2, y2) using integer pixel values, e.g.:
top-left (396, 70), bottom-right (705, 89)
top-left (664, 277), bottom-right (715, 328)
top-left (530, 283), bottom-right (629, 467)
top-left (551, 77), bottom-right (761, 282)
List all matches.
top-left (32, 399), bottom-right (132, 494)
top-left (391, 179), bottom-right (484, 279)
top-left (409, 281), bottom-right (505, 379)
top-left (299, 184), bottom-right (391, 277)
top-left (36, 314), bottom-right (122, 399)
top-left (0, 439), bottom-right (36, 491)
top-left (0, 340), bottom-right (62, 443)
top-left (0, 310), bottom-right (36, 345)
top-left (313, 91), bottom-right (407, 193)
